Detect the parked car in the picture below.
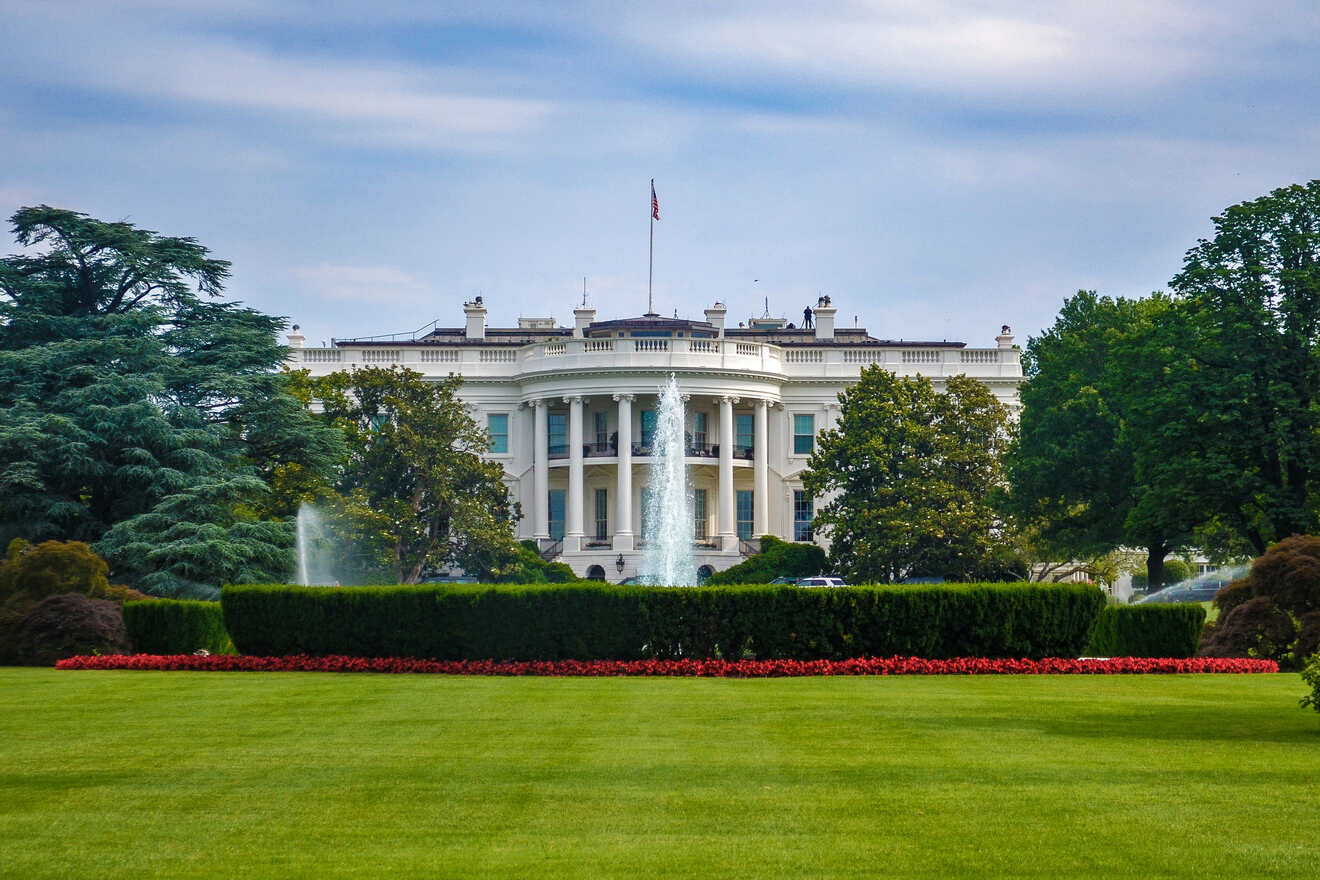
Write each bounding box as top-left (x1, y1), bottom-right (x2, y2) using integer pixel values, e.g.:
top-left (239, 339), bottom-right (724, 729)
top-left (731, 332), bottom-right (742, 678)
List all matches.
top-left (618, 575), bottom-right (664, 586)
top-left (797, 576), bottom-right (847, 588)
top-left (767, 576), bottom-right (800, 585)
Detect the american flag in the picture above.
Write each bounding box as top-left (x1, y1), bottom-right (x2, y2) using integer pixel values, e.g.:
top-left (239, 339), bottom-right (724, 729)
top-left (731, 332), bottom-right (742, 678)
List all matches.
top-left (651, 180), bottom-right (659, 221)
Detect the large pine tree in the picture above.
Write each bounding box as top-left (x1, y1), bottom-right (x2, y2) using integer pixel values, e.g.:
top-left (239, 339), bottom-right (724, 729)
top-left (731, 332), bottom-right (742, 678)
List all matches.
top-left (0, 206), bottom-right (342, 595)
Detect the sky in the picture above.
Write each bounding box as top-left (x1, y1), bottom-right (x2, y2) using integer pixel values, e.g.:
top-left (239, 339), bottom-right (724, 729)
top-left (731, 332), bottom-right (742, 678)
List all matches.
top-left (3, 0), bottom-right (1318, 349)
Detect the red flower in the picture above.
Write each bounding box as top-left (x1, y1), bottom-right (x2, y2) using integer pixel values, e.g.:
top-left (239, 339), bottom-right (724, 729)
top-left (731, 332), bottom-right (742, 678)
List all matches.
top-left (54, 654), bottom-right (1279, 676)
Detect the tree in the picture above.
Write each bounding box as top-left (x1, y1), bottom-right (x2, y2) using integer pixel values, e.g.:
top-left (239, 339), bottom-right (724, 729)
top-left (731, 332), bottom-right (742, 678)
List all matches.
top-left (802, 369), bottom-right (1012, 583)
top-left (1157, 181), bottom-right (1320, 554)
top-left (1002, 291), bottom-right (1198, 587)
top-left (0, 206), bottom-right (343, 592)
top-left (311, 366), bottom-right (519, 583)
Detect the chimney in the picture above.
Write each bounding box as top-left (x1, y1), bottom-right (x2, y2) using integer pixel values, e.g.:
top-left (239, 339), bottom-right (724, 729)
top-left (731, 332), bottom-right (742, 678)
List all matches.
top-left (704, 301), bottom-right (727, 337)
top-left (287, 324), bottom-right (305, 348)
top-left (573, 305), bottom-right (596, 338)
top-left (464, 297), bottom-right (487, 340)
top-left (813, 297), bottom-right (837, 341)
top-left (996, 324), bottom-right (1015, 350)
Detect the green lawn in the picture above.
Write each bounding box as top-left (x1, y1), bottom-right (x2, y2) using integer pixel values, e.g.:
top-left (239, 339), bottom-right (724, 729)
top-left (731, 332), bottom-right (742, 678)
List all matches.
top-left (1, 669), bottom-right (1316, 879)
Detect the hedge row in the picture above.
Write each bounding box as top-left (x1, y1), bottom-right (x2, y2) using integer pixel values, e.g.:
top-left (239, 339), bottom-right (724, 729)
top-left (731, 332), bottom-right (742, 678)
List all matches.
top-left (1086, 603), bottom-right (1207, 658)
top-left (221, 582), bottom-right (1106, 660)
top-left (123, 600), bottom-right (231, 655)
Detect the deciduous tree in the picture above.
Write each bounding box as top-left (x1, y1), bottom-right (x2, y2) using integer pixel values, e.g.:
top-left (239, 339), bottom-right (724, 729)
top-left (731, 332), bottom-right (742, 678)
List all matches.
top-left (802, 369), bottom-right (1012, 583)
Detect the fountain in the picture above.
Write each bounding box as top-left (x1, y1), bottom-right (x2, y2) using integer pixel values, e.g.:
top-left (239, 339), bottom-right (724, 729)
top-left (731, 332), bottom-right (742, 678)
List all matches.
top-left (294, 504), bottom-right (338, 586)
top-left (640, 375), bottom-right (698, 586)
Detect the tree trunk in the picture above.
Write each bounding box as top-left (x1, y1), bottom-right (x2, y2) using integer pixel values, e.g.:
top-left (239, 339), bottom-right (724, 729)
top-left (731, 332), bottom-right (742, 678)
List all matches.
top-left (1145, 541), bottom-right (1168, 588)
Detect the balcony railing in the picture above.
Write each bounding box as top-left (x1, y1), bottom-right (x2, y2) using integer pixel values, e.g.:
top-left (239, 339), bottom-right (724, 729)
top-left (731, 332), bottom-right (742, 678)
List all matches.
top-left (547, 442), bottom-right (756, 460)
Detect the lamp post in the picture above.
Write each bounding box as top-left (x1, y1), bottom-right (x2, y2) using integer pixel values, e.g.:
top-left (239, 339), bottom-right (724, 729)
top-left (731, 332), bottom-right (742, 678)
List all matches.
top-left (615, 553), bottom-right (625, 574)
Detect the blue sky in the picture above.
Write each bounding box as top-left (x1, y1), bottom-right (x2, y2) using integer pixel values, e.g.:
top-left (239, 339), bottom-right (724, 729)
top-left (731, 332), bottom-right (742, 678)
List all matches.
top-left (3, 0), bottom-right (1318, 348)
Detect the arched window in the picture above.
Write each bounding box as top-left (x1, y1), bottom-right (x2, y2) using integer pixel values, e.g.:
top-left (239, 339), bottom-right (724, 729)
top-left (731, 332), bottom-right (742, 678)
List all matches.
top-left (586, 565), bottom-right (606, 581)
top-left (697, 565), bottom-right (715, 583)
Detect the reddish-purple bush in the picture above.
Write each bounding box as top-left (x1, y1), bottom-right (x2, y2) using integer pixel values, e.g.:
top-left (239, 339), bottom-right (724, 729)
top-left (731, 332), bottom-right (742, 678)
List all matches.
top-left (7, 593), bottom-right (130, 666)
top-left (1294, 611), bottom-right (1320, 661)
top-left (1199, 596), bottom-right (1297, 661)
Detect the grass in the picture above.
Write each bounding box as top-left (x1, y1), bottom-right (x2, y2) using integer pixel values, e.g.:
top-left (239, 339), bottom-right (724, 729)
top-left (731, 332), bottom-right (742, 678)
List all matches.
top-left (1, 669), bottom-right (1317, 879)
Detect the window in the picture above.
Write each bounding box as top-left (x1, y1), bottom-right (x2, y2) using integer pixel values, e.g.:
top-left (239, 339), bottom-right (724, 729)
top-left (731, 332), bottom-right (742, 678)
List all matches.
top-left (595, 488), bottom-right (608, 540)
top-left (693, 488), bottom-right (708, 540)
top-left (736, 490), bottom-right (754, 540)
top-left (793, 414), bottom-right (815, 455)
top-left (487, 413), bottom-right (508, 454)
top-left (735, 413), bottom-right (754, 455)
top-left (548, 412), bottom-right (567, 456)
top-left (594, 411), bottom-right (608, 448)
top-left (640, 410), bottom-right (657, 448)
top-left (549, 490), bottom-right (565, 540)
top-left (692, 412), bottom-right (707, 449)
top-left (793, 490), bottom-right (813, 541)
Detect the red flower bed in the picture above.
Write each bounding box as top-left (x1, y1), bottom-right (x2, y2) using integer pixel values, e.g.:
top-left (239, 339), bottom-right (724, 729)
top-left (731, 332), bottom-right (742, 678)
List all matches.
top-left (55, 654), bottom-right (1279, 676)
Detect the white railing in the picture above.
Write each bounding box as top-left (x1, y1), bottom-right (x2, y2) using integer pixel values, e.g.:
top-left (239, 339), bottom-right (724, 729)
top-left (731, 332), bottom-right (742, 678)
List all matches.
top-left (735, 343), bottom-right (760, 357)
top-left (420, 349), bottom-right (459, 363)
top-left (690, 339), bottom-right (719, 353)
top-left (301, 349), bottom-right (342, 363)
top-left (960, 350), bottom-right (999, 364)
top-left (584, 339), bottom-right (614, 352)
top-left (901, 350), bottom-right (940, 364)
top-left (361, 349), bottom-right (401, 363)
top-left (843, 350), bottom-right (883, 363)
top-left (636, 339), bottom-right (668, 352)
top-left (479, 349), bottom-right (517, 362)
top-left (544, 342), bottom-right (566, 356)
top-left (784, 349), bottom-right (823, 363)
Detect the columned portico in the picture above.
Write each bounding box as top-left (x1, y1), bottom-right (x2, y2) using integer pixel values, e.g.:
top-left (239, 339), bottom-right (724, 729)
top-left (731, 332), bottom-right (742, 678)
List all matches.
top-left (564, 395), bottom-right (584, 552)
top-left (533, 400), bottom-right (549, 540)
top-left (613, 393), bottom-right (634, 550)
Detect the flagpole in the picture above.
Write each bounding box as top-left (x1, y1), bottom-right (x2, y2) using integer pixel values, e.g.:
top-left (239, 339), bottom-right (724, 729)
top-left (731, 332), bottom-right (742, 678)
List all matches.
top-left (648, 178), bottom-right (655, 316)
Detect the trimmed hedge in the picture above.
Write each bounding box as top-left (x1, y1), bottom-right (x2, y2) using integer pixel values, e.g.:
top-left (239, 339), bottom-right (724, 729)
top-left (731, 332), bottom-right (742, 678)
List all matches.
top-left (222, 582), bottom-right (1106, 661)
top-left (1086, 603), bottom-right (1206, 658)
top-left (123, 600), bottom-right (231, 655)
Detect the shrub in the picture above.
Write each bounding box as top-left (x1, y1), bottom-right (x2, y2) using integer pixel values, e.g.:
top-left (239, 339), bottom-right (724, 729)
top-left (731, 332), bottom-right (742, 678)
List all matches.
top-left (1086, 604), bottom-right (1206, 657)
top-left (4, 593), bottom-right (130, 666)
top-left (704, 536), bottom-right (827, 585)
top-left (221, 581), bottom-right (1105, 661)
top-left (1301, 653), bottom-right (1320, 714)
top-left (0, 539), bottom-right (110, 602)
top-left (1199, 596), bottom-right (1297, 662)
top-left (123, 600), bottom-right (231, 655)
top-left (1160, 559), bottom-right (1191, 585)
top-left (1205, 536), bottom-right (1320, 667)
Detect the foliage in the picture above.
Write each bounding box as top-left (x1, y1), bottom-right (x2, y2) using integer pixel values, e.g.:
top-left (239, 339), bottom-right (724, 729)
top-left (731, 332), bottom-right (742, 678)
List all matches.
top-left (0, 207), bottom-right (344, 591)
top-left (1301, 652), bottom-right (1320, 714)
top-left (485, 541), bottom-right (582, 583)
top-left (311, 366), bottom-right (518, 583)
top-left (1202, 535), bottom-right (1320, 667)
top-left (221, 582), bottom-right (1105, 661)
top-left (1159, 181), bottom-right (1320, 553)
top-left (1086, 604), bottom-right (1207, 657)
top-left (3, 593), bottom-right (130, 665)
top-left (1003, 291), bottom-right (1197, 586)
top-left (703, 535), bottom-right (827, 585)
top-left (802, 369), bottom-right (1013, 583)
top-left (0, 539), bottom-right (110, 602)
top-left (123, 599), bottom-right (231, 655)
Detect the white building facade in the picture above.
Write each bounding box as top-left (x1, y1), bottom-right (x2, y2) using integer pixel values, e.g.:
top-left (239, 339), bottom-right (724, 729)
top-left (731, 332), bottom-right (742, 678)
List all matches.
top-left (289, 298), bottom-right (1022, 581)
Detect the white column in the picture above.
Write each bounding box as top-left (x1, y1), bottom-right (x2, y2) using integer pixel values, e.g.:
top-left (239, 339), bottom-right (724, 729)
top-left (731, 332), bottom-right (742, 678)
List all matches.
top-left (754, 398), bottom-right (769, 537)
top-left (533, 400), bottom-right (549, 540)
top-left (613, 393), bottom-right (634, 551)
top-left (565, 395), bottom-right (584, 552)
top-left (718, 395), bottom-right (737, 550)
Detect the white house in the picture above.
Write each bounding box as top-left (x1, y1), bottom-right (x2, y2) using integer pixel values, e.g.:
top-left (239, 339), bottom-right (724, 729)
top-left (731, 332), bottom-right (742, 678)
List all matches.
top-left (288, 297), bottom-right (1023, 580)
